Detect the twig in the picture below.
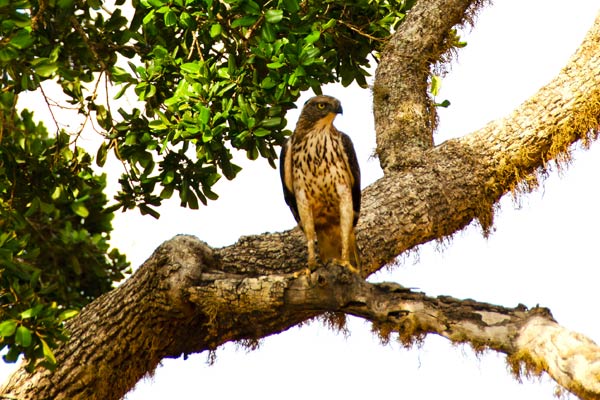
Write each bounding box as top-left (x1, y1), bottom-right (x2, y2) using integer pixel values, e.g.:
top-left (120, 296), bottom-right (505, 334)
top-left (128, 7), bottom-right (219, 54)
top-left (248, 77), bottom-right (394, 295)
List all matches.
top-left (337, 20), bottom-right (387, 43)
top-left (31, 0), bottom-right (48, 31)
top-left (38, 83), bottom-right (61, 138)
top-left (70, 15), bottom-right (108, 72)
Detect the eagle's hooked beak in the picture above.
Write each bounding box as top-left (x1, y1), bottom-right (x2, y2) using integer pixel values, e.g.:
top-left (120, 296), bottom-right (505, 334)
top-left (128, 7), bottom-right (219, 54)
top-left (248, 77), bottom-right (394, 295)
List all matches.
top-left (335, 103), bottom-right (343, 115)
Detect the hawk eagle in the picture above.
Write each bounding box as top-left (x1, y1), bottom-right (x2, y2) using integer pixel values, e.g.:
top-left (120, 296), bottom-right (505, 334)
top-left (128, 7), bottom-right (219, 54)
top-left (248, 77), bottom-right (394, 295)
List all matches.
top-left (280, 95), bottom-right (361, 273)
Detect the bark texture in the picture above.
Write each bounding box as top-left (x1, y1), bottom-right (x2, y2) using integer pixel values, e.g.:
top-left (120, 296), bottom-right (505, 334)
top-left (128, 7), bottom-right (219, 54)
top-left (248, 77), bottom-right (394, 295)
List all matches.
top-left (2, 2), bottom-right (600, 400)
top-left (373, 0), bottom-right (486, 171)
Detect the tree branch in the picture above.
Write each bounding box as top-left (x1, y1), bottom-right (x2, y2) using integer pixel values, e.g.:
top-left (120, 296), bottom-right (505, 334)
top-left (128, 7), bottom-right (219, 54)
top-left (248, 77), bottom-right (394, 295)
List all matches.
top-left (190, 261), bottom-right (600, 399)
top-left (512, 317), bottom-right (600, 399)
top-left (460, 10), bottom-right (600, 198)
top-left (1, 236), bottom-right (215, 400)
top-left (373, 0), bottom-right (487, 171)
top-left (4, 230), bottom-right (600, 399)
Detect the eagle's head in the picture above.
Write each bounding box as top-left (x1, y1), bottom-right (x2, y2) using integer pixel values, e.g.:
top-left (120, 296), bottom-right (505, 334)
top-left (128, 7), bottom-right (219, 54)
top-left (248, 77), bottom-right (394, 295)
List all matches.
top-left (298, 95), bottom-right (343, 126)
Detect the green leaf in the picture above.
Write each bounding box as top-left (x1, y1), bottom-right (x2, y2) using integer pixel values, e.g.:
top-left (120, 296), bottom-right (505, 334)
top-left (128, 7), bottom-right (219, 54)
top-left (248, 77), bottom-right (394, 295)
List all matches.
top-left (265, 9), bottom-right (283, 24)
top-left (0, 320), bottom-right (17, 337)
top-left (231, 15), bottom-right (258, 28)
top-left (33, 60), bottom-right (58, 78)
top-left (180, 12), bottom-right (194, 28)
top-left (186, 190), bottom-right (199, 209)
top-left (266, 61), bottom-right (284, 69)
top-left (203, 186), bottom-right (219, 201)
top-left (216, 68), bottom-right (230, 79)
top-left (181, 62), bottom-right (201, 74)
top-left (70, 202), bottom-right (90, 218)
top-left (125, 132), bottom-right (137, 145)
top-left (87, 0), bottom-right (101, 9)
top-left (430, 75), bottom-right (442, 96)
top-left (110, 66), bottom-right (133, 83)
top-left (9, 29), bottom-right (34, 50)
top-left (160, 185), bottom-right (174, 199)
top-left (162, 169), bottom-right (175, 184)
top-left (199, 106), bottom-right (210, 125)
top-left (300, 46), bottom-right (320, 65)
top-left (58, 309), bottom-right (79, 321)
top-left (281, 0), bottom-right (299, 12)
top-left (96, 141), bottom-right (109, 167)
top-left (260, 117), bottom-right (282, 128)
top-left (261, 76), bottom-right (277, 89)
top-left (15, 326), bottom-right (32, 347)
top-left (114, 82), bottom-right (132, 100)
top-left (58, 0), bottom-right (74, 8)
top-left (143, 0), bottom-right (164, 7)
top-left (143, 84), bottom-right (156, 100)
top-left (51, 186), bottom-right (62, 200)
top-left (304, 31), bottom-right (321, 45)
top-left (24, 197), bottom-right (40, 217)
top-left (220, 159), bottom-right (241, 180)
top-left (435, 99), bottom-right (451, 108)
top-left (253, 128), bottom-right (270, 137)
top-left (139, 204), bottom-right (160, 219)
top-left (321, 18), bottom-right (336, 30)
top-left (243, 0), bottom-right (260, 14)
top-left (142, 9), bottom-right (155, 24)
top-left (210, 23), bottom-right (222, 38)
top-left (148, 119), bottom-right (168, 130)
top-left (247, 146), bottom-right (259, 160)
top-left (20, 304), bottom-right (43, 319)
top-left (261, 23), bottom-right (276, 42)
top-left (164, 10), bottom-right (177, 26)
top-left (40, 338), bottom-right (56, 365)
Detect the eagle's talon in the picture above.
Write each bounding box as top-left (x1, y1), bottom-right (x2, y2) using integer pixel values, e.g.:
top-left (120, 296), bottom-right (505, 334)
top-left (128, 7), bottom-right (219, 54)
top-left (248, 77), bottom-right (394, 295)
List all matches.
top-left (332, 259), bottom-right (360, 275)
top-left (293, 267), bottom-right (312, 278)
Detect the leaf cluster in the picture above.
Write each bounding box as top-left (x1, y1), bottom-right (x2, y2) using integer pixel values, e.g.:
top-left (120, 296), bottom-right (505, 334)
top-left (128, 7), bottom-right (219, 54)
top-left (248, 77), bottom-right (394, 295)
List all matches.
top-left (93, 0), bottom-right (410, 214)
top-left (0, 91), bottom-right (129, 368)
top-left (3, 0), bottom-right (411, 215)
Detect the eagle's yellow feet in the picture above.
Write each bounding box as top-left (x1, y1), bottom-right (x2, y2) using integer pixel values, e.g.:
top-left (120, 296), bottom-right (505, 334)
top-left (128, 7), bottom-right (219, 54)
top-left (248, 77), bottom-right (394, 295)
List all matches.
top-left (292, 267), bottom-right (312, 278)
top-left (333, 259), bottom-right (360, 275)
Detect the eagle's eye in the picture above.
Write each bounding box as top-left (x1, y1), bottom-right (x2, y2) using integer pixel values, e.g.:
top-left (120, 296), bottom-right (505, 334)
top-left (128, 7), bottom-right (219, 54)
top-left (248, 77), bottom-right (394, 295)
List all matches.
top-left (316, 103), bottom-right (326, 110)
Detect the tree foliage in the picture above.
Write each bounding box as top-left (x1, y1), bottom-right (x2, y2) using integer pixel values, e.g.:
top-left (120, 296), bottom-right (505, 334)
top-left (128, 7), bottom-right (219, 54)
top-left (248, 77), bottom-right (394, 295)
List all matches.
top-left (107, 0), bottom-right (411, 213)
top-left (0, 0), bottom-right (413, 369)
top-left (0, 104), bottom-right (129, 370)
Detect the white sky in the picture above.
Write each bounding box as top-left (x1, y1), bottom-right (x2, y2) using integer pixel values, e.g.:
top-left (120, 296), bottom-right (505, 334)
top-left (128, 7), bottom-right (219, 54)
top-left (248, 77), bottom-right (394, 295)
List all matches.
top-left (3, 1), bottom-right (600, 399)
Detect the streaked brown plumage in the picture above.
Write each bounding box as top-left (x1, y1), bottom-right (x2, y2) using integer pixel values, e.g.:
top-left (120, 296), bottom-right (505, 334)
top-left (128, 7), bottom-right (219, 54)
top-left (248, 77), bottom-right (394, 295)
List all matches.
top-left (280, 95), bottom-right (361, 272)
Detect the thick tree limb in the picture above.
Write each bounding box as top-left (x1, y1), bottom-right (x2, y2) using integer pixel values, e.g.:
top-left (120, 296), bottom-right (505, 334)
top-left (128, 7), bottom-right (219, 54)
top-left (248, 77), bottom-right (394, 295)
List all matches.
top-left (2, 4), bottom-right (600, 400)
top-left (6, 233), bottom-right (600, 399)
top-left (373, 0), bottom-right (487, 171)
top-left (460, 10), bottom-right (600, 199)
top-left (513, 318), bottom-right (600, 399)
top-left (191, 259), bottom-right (600, 400)
top-left (8, 236), bottom-right (599, 399)
top-left (0, 236), bottom-right (213, 399)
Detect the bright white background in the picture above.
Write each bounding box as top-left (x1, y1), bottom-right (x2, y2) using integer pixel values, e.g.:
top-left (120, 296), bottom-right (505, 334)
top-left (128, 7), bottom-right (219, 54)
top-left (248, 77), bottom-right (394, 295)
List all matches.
top-left (3, 1), bottom-right (600, 399)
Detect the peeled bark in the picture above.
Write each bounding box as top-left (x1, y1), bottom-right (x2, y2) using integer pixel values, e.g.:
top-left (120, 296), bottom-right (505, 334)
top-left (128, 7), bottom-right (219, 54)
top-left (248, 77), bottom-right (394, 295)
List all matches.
top-left (2, 2), bottom-right (600, 399)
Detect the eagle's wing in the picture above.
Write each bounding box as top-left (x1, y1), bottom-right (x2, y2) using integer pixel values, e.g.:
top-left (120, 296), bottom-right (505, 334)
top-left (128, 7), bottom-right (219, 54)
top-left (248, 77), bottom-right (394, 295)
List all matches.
top-left (279, 138), bottom-right (300, 223)
top-left (341, 132), bottom-right (361, 226)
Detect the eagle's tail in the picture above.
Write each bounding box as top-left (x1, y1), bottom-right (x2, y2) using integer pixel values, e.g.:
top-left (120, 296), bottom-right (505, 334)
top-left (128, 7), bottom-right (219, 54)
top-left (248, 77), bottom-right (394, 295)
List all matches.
top-left (316, 227), bottom-right (361, 270)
